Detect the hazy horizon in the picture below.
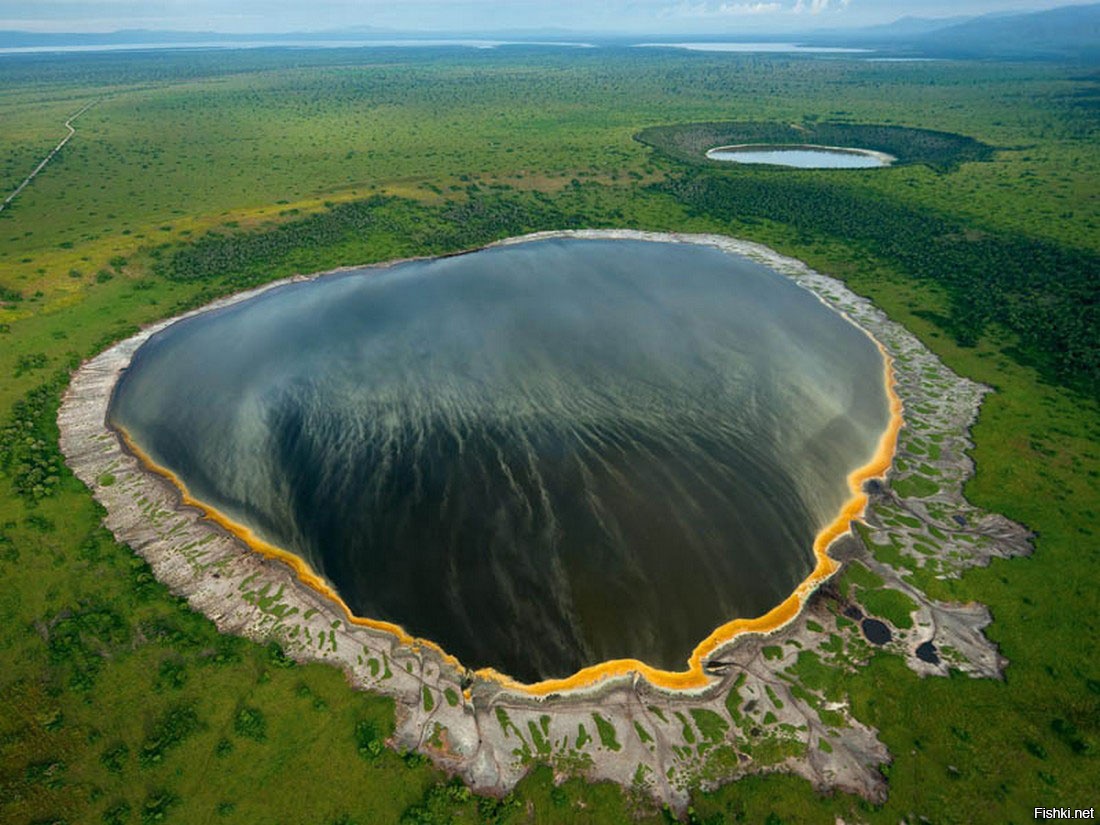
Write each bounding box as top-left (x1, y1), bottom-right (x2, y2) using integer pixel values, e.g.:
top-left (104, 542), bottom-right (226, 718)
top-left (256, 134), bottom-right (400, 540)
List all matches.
top-left (1, 0), bottom-right (1096, 35)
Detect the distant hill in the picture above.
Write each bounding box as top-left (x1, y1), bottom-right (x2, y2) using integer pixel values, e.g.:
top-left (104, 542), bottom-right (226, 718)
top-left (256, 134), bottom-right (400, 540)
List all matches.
top-left (1, 4), bottom-right (1097, 61)
top-left (908, 3), bottom-right (1100, 59)
top-left (806, 3), bottom-right (1100, 60)
top-left (809, 15), bottom-right (977, 41)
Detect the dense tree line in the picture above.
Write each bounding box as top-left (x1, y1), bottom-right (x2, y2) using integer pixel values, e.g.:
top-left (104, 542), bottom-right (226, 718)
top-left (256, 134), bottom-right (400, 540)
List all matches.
top-left (158, 196), bottom-right (393, 285)
top-left (159, 191), bottom-right (597, 291)
top-left (157, 155), bottom-right (1096, 396)
top-left (0, 369), bottom-right (69, 501)
top-left (656, 171), bottom-right (1098, 395)
top-left (160, 178), bottom-right (1096, 395)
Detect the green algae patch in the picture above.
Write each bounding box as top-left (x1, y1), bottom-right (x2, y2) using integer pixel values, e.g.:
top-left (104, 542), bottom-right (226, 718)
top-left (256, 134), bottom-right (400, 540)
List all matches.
top-left (575, 724), bottom-right (592, 749)
top-left (592, 714), bottom-right (621, 751)
top-left (859, 588), bottom-right (919, 630)
top-left (844, 561), bottom-right (885, 591)
top-left (689, 709), bottom-right (729, 743)
top-left (892, 475), bottom-right (942, 498)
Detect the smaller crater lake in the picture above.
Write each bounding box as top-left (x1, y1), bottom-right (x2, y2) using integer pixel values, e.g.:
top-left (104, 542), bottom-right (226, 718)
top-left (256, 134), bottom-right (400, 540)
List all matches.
top-left (109, 238), bottom-right (891, 682)
top-left (706, 145), bottom-right (894, 169)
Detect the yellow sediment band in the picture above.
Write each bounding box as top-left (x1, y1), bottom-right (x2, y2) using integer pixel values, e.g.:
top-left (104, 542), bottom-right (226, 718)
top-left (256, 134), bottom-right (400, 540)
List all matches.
top-left (114, 344), bottom-right (903, 696)
top-left (115, 428), bottom-right (467, 673)
top-left (480, 345), bottom-right (904, 694)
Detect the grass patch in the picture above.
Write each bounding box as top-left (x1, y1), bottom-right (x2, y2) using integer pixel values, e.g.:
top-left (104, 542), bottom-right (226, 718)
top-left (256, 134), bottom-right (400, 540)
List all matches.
top-left (892, 475), bottom-right (942, 499)
top-left (591, 714), bottom-right (621, 752)
top-left (858, 588), bottom-right (920, 630)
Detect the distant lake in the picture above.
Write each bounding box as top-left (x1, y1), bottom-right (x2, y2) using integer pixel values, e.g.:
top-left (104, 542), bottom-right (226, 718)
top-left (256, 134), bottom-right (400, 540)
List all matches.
top-left (0, 39), bottom-right (596, 55)
top-left (0, 38), bottom-right (873, 57)
top-left (109, 238), bottom-right (890, 682)
top-left (636, 42), bottom-right (872, 54)
top-left (706, 145), bottom-right (894, 169)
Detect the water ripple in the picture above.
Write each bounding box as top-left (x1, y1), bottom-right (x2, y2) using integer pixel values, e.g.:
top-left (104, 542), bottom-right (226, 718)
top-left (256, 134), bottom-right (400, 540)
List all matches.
top-left (110, 238), bottom-right (889, 681)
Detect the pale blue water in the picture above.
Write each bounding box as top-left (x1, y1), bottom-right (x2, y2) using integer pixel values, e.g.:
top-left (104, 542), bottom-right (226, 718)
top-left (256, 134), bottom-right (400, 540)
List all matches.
top-left (707, 148), bottom-right (890, 169)
top-left (636, 42), bottom-right (871, 54)
top-left (0, 39), bottom-right (595, 55)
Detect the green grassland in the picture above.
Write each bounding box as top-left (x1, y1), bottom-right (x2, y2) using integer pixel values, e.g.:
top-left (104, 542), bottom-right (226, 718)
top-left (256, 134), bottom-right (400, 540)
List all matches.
top-left (1, 47), bottom-right (1097, 824)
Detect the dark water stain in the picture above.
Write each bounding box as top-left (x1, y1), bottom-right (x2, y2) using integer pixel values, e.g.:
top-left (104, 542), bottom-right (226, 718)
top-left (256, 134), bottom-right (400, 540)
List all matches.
top-left (916, 640), bottom-right (940, 664)
top-left (862, 478), bottom-right (885, 496)
top-left (862, 618), bottom-right (893, 645)
top-left (110, 238), bottom-right (890, 681)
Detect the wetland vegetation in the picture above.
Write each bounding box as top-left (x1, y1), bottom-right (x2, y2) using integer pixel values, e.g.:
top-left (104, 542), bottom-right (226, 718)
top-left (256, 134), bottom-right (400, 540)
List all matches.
top-left (1, 44), bottom-right (1097, 824)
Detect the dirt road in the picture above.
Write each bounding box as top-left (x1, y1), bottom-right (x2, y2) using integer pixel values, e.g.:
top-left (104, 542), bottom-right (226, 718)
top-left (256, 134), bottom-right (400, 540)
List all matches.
top-left (0, 99), bottom-right (97, 214)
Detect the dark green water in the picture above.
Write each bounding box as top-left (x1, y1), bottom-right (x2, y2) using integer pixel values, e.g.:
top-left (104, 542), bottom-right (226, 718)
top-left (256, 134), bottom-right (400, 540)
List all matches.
top-left (110, 238), bottom-right (889, 681)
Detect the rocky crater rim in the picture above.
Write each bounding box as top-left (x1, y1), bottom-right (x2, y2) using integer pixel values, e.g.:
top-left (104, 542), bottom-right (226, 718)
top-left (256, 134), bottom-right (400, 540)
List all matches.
top-left (635, 121), bottom-right (996, 172)
top-left (59, 229), bottom-right (1033, 811)
top-left (94, 230), bottom-right (903, 696)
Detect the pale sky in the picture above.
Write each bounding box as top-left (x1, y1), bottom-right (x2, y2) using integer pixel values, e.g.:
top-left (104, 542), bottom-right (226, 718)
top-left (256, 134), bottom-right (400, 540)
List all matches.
top-left (0, 0), bottom-right (1095, 34)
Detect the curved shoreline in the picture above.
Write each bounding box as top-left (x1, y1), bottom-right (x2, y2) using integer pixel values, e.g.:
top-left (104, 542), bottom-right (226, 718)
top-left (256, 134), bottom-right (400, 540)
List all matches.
top-left (59, 229), bottom-right (1030, 811)
top-left (108, 234), bottom-right (904, 694)
top-left (474, 347), bottom-right (902, 694)
top-left (705, 143), bottom-right (897, 166)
